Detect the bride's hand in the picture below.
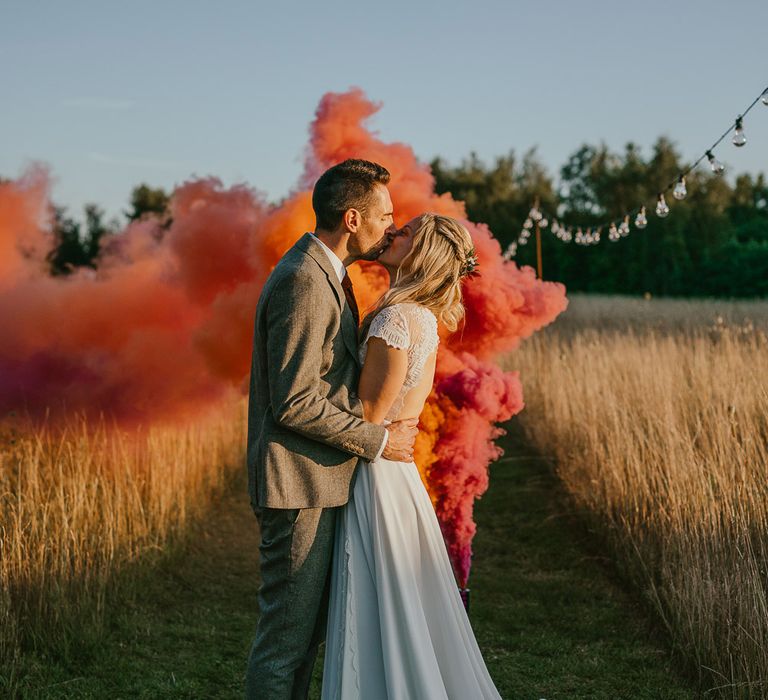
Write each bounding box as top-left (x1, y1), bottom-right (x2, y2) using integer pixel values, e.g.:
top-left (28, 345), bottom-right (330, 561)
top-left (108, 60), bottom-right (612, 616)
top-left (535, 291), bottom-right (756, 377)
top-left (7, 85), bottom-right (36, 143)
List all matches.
top-left (382, 418), bottom-right (419, 461)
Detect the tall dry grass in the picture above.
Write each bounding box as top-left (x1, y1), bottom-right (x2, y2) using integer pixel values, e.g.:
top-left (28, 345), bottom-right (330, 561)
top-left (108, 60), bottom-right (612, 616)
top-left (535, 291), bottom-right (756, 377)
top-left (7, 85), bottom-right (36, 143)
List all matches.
top-left (507, 293), bottom-right (768, 698)
top-left (0, 395), bottom-right (246, 666)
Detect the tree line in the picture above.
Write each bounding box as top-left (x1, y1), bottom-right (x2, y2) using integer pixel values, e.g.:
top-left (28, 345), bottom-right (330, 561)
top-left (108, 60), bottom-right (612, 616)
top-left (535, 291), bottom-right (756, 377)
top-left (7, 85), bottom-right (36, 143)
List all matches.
top-left (432, 138), bottom-right (767, 298)
top-left (33, 137), bottom-right (768, 297)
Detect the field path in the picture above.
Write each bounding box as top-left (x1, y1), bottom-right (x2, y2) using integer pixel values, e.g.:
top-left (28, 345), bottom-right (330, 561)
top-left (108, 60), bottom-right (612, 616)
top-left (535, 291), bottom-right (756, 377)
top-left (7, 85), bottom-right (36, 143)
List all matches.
top-left (24, 418), bottom-right (697, 699)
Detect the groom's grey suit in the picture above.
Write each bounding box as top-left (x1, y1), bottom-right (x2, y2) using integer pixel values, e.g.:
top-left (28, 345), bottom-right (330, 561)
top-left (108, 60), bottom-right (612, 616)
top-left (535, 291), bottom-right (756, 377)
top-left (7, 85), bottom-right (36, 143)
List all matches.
top-left (245, 232), bottom-right (388, 699)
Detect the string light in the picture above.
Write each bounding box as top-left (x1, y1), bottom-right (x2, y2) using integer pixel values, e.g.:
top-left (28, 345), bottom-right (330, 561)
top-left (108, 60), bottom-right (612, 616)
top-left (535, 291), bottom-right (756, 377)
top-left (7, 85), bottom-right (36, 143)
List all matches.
top-left (502, 241), bottom-right (518, 260)
top-left (503, 84), bottom-right (767, 257)
top-left (706, 150), bottom-right (725, 174)
top-left (673, 176), bottom-right (687, 200)
top-left (619, 216), bottom-right (630, 236)
top-left (732, 116), bottom-right (747, 147)
top-left (655, 193), bottom-right (670, 217)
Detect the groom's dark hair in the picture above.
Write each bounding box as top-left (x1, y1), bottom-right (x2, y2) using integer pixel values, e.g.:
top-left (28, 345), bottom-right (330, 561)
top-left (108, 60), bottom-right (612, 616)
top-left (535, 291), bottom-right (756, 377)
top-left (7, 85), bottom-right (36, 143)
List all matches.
top-left (312, 158), bottom-right (390, 231)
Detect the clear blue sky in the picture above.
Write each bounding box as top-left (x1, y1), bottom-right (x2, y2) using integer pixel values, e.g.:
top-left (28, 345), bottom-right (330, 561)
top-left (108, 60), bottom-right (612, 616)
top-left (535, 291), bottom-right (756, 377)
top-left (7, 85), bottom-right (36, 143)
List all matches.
top-left (2, 0), bottom-right (766, 224)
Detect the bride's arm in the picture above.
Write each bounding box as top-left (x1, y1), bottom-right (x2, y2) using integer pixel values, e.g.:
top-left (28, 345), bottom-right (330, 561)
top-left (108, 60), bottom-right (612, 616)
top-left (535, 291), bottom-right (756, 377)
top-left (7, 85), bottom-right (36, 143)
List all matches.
top-left (357, 336), bottom-right (408, 424)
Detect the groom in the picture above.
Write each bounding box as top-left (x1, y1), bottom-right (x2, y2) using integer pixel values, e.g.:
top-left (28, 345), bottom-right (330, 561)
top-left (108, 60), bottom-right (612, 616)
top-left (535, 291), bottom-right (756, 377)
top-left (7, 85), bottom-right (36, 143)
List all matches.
top-left (245, 158), bottom-right (419, 699)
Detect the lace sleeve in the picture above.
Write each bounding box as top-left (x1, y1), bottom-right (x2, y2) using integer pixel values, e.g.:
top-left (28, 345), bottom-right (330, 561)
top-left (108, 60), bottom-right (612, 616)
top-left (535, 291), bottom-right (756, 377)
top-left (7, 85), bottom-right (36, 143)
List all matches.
top-left (365, 305), bottom-right (410, 350)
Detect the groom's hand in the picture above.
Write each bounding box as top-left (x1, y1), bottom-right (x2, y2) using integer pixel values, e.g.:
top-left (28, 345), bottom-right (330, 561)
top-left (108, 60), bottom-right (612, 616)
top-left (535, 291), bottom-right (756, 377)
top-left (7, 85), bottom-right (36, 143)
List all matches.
top-left (382, 417), bottom-right (419, 461)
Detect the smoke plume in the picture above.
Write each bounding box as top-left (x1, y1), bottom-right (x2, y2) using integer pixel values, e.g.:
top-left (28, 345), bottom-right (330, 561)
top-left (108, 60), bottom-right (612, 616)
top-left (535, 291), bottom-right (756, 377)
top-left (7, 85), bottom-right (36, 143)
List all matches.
top-left (0, 88), bottom-right (568, 585)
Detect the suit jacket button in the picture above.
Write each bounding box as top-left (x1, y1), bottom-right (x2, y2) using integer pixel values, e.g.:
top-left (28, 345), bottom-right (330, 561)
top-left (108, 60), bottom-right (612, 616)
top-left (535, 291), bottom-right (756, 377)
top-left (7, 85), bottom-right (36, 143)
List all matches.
top-left (350, 391), bottom-right (357, 399)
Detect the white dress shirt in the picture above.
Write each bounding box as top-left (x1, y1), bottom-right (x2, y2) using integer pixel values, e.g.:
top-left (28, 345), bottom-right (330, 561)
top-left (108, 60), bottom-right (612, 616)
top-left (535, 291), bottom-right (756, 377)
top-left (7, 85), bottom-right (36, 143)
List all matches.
top-left (310, 233), bottom-right (388, 461)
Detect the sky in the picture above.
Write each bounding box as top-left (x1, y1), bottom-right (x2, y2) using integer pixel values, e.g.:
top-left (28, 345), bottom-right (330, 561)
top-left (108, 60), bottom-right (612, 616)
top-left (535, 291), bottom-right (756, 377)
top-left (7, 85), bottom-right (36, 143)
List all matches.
top-left (1, 0), bottom-right (767, 225)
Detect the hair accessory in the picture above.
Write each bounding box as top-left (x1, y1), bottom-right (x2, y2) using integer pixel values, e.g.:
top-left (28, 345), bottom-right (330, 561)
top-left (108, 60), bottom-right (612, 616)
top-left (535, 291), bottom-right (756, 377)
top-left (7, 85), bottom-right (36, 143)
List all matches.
top-left (461, 247), bottom-right (480, 278)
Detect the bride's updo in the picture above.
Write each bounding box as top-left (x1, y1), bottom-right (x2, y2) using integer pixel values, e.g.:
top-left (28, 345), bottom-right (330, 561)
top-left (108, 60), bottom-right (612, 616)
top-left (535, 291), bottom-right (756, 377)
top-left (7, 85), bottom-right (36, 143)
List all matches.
top-left (360, 213), bottom-right (476, 337)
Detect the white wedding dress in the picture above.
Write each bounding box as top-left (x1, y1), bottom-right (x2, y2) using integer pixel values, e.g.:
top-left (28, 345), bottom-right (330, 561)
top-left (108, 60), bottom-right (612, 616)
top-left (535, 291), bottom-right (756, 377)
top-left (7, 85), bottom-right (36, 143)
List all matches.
top-left (321, 302), bottom-right (502, 699)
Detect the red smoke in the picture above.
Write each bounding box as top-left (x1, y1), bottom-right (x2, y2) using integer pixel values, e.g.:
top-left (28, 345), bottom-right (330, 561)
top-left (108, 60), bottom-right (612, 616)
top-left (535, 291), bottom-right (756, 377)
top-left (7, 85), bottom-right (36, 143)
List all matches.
top-left (0, 88), bottom-right (567, 585)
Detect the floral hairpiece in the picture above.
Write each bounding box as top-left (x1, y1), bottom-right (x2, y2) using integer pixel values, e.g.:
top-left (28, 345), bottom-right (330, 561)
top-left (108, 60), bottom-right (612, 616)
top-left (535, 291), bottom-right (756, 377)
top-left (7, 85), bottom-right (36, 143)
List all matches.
top-left (461, 247), bottom-right (480, 278)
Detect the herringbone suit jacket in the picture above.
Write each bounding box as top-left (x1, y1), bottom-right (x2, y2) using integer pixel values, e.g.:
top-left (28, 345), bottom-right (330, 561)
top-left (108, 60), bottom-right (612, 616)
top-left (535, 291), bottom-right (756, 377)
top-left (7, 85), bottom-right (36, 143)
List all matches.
top-left (246, 232), bottom-right (388, 510)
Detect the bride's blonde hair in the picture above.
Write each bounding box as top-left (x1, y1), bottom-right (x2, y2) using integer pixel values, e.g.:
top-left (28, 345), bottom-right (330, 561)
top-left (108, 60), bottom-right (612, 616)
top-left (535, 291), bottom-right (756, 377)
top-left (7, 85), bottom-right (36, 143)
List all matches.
top-left (360, 213), bottom-right (475, 338)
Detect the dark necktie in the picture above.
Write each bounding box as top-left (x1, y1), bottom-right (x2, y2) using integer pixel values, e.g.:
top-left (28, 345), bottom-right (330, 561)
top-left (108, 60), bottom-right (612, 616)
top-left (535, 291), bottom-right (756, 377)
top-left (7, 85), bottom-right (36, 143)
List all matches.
top-left (341, 272), bottom-right (360, 327)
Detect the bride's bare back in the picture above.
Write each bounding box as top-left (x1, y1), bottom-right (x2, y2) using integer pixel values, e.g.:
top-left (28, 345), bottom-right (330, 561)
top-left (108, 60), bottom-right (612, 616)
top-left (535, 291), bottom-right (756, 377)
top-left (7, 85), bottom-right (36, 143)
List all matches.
top-left (357, 302), bottom-right (440, 425)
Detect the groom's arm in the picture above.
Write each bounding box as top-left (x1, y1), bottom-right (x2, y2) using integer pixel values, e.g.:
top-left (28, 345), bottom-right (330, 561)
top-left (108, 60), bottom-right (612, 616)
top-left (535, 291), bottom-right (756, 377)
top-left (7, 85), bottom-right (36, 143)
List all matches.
top-left (264, 271), bottom-right (388, 461)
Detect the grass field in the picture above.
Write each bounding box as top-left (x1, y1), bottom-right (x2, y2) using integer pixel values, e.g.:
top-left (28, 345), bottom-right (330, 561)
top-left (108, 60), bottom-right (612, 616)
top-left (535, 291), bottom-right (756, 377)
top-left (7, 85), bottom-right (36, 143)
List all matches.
top-left (0, 397), bottom-right (246, 678)
top-left (2, 421), bottom-right (696, 699)
top-left (508, 293), bottom-right (768, 698)
top-left (4, 292), bottom-right (763, 697)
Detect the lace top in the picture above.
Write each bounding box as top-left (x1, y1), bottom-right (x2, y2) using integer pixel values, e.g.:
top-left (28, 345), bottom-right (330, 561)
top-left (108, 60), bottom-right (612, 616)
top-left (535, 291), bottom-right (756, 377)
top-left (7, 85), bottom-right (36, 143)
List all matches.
top-left (358, 302), bottom-right (440, 422)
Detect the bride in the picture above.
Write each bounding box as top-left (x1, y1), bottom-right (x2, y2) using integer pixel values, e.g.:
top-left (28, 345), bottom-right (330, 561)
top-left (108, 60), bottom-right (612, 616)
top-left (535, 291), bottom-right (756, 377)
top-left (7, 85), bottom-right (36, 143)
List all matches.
top-left (321, 213), bottom-right (502, 699)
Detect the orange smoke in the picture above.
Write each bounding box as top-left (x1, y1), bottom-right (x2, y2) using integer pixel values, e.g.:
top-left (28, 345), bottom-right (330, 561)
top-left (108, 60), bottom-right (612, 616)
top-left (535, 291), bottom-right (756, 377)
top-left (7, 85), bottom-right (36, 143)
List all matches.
top-left (0, 87), bottom-right (567, 586)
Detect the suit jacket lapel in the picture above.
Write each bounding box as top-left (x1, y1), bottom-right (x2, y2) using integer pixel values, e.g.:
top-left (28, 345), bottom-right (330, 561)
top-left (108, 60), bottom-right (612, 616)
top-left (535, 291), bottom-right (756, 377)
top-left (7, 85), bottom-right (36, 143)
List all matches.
top-left (295, 233), bottom-right (362, 366)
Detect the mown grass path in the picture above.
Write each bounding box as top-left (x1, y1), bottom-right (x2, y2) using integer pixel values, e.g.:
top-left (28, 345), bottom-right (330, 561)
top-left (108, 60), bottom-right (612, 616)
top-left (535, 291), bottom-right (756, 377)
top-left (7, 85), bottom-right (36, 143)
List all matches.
top-left (14, 418), bottom-right (698, 699)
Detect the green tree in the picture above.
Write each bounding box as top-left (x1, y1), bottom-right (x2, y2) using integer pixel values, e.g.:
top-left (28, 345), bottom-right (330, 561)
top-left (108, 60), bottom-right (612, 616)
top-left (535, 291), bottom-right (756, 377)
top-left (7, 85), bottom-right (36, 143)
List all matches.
top-left (46, 204), bottom-right (117, 275)
top-left (124, 183), bottom-right (170, 223)
top-left (431, 148), bottom-right (557, 251)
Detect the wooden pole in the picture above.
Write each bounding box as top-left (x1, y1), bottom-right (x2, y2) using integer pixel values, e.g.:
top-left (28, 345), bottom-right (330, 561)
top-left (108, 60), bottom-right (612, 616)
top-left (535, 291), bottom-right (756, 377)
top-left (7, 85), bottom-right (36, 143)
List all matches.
top-left (535, 220), bottom-right (543, 279)
top-left (534, 197), bottom-right (543, 279)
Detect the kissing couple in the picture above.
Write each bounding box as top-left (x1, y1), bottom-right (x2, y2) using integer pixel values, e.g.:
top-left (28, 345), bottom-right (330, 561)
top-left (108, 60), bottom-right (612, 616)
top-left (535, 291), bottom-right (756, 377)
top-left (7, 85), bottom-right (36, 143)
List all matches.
top-left (245, 158), bottom-right (502, 699)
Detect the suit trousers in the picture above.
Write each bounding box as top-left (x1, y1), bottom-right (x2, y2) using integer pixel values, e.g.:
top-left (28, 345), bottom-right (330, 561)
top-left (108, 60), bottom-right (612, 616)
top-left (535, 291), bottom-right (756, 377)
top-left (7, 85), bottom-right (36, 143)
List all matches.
top-left (245, 504), bottom-right (338, 700)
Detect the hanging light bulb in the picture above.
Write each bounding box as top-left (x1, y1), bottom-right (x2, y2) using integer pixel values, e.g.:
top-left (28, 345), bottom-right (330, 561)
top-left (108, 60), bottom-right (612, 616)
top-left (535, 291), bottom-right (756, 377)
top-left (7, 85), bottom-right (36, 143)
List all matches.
top-left (635, 206), bottom-right (648, 229)
top-left (655, 193), bottom-right (670, 217)
top-left (594, 227), bottom-right (601, 243)
top-left (762, 88), bottom-right (768, 106)
top-left (706, 150), bottom-right (725, 174)
top-left (539, 218), bottom-right (548, 228)
top-left (619, 216), bottom-right (630, 236)
top-left (608, 222), bottom-right (619, 241)
top-left (551, 220), bottom-right (560, 234)
top-left (673, 176), bottom-right (687, 200)
top-left (732, 116), bottom-right (747, 147)
top-left (523, 218), bottom-right (533, 229)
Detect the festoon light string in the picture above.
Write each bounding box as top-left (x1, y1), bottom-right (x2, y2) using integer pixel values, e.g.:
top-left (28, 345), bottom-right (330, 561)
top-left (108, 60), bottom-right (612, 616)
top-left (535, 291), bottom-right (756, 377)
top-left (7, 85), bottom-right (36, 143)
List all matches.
top-left (504, 85), bottom-right (768, 259)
